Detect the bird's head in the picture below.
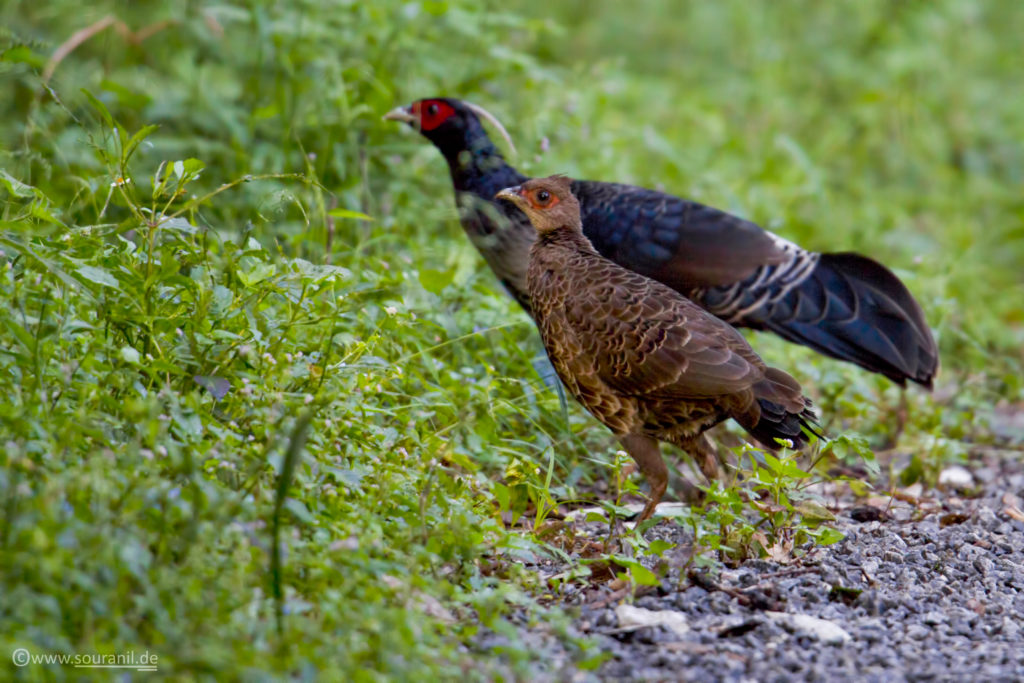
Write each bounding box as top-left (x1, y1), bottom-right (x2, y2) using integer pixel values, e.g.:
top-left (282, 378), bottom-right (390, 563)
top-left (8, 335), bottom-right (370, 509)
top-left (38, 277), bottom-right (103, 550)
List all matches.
top-left (495, 175), bottom-right (580, 235)
top-left (383, 98), bottom-right (516, 157)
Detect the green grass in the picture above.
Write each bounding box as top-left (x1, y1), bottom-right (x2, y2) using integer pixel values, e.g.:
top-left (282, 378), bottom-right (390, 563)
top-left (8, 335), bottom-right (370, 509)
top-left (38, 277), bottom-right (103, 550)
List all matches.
top-left (1, 0), bottom-right (1022, 678)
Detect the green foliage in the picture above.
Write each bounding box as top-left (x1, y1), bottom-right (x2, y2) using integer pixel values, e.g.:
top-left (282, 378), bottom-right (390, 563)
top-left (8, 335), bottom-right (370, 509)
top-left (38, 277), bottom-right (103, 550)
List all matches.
top-left (0, 119), bottom-right (549, 677)
top-left (1, 0), bottom-right (1022, 678)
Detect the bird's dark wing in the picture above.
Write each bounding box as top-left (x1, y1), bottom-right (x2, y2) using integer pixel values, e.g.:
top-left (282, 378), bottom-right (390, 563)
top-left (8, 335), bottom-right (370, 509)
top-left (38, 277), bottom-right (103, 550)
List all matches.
top-left (572, 179), bottom-right (938, 387)
top-left (563, 256), bottom-right (766, 400)
top-left (572, 180), bottom-right (788, 290)
top-left (702, 252), bottom-right (939, 387)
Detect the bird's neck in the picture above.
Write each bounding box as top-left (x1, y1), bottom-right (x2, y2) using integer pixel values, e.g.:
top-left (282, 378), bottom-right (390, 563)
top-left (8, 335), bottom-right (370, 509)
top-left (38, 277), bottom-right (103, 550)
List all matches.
top-left (437, 128), bottom-right (522, 195)
top-left (535, 225), bottom-right (599, 255)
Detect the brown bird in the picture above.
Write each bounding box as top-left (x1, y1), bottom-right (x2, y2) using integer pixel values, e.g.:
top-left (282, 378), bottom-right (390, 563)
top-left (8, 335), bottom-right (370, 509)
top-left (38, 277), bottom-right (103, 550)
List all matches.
top-left (496, 175), bottom-right (819, 523)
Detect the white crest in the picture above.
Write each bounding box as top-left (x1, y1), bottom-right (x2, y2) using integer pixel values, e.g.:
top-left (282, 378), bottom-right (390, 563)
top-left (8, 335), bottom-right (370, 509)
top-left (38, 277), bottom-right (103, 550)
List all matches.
top-left (463, 101), bottom-right (517, 158)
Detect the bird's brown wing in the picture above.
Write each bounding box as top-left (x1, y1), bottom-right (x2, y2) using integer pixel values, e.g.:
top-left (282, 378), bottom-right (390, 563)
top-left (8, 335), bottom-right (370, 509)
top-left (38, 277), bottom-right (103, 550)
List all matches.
top-left (564, 257), bottom-right (767, 400)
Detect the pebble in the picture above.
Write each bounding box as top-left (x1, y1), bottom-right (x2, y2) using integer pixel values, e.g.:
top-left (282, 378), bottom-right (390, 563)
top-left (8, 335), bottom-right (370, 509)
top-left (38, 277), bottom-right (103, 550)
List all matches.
top-left (505, 456), bottom-right (1024, 681)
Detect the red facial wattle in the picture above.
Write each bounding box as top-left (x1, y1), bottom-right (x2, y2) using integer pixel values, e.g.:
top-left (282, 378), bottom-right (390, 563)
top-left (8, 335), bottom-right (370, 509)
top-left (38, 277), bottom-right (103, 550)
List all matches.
top-left (413, 100), bottom-right (456, 131)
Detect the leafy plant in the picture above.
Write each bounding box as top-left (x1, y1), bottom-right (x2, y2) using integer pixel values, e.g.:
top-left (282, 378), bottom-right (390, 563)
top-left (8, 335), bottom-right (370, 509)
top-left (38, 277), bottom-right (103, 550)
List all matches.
top-left (1, 0), bottom-right (1021, 678)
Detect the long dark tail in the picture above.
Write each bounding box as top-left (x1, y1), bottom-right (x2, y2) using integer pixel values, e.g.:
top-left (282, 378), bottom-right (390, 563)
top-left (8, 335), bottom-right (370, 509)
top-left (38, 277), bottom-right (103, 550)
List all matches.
top-left (759, 253), bottom-right (938, 389)
top-left (739, 368), bottom-right (821, 450)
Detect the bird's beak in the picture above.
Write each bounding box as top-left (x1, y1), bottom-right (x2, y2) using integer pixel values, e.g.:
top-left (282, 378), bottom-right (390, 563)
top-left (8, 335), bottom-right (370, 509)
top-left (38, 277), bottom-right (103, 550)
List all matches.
top-left (383, 106), bottom-right (416, 124)
top-left (495, 186), bottom-right (525, 206)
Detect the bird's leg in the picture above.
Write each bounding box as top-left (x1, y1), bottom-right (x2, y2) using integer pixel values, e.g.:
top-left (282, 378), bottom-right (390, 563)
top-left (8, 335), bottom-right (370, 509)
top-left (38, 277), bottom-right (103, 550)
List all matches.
top-left (893, 388), bottom-right (909, 446)
top-left (618, 433), bottom-right (667, 525)
top-left (686, 432), bottom-right (722, 484)
top-left (878, 388), bottom-right (909, 451)
top-left (669, 473), bottom-right (705, 506)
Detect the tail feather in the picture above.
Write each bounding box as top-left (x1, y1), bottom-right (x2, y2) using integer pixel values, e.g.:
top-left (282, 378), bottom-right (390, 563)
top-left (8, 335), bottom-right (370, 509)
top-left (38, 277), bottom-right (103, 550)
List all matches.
top-left (738, 367), bottom-right (821, 450)
top-left (745, 398), bottom-right (820, 450)
top-left (757, 253), bottom-right (938, 388)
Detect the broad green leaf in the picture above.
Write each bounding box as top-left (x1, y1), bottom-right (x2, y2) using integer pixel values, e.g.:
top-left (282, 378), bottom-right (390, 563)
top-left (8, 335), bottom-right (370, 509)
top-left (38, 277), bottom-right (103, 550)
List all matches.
top-left (628, 563), bottom-right (659, 586)
top-left (236, 256), bottom-right (275, 286)
top-left (815, 528), bottom-right (846, 545)
top-left (418, 268), bottom-right (455, 295)
top-left (0, 170), bottom-right (38, 198)
top-left (120, 346), bottom-right (141, 365)
top-left (289, 259), bottom-right (352, 283)
top-left (182, 158), bottom-right (205, 176)
top-left (492, 482), bottom-right (510, 513)
top-left (647, 539), bottom-right (675, 557)
top-left (2, 45), bottom-right (45, 68)
top-left (795, 501), bottom-right (837, 523)
top-left (614, 558), bottom-right (659, 587)
top-left (899, 455), bottom-right (925, 486)
top-left (76, 265), bottom-right (119, 289)
top-left (2, 318), bottom-right (34, 352)
top-left (161, 216), bottom-right (198, 234)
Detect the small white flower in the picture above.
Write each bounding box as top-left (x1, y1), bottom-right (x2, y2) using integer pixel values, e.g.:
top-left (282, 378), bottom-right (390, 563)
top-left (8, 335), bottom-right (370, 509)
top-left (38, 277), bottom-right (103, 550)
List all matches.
top-left (110, 176), bottom-right (133, 187)
top-left (303, 394), bottom-right (314, 405)
top-left (384, 306), bottom-right (398, 316)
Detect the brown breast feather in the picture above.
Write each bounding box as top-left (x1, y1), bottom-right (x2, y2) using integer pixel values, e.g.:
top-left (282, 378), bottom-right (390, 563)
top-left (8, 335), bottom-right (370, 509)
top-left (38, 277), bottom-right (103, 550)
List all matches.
top-left (528, 232), bottom-right (773, 440)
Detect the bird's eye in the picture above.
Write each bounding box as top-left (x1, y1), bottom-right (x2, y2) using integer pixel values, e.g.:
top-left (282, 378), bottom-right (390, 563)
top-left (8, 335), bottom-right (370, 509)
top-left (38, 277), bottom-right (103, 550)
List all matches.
top-left (536, 190), bottom-right (551, 204)
top-left (427, 103), bottom-right (439, 116)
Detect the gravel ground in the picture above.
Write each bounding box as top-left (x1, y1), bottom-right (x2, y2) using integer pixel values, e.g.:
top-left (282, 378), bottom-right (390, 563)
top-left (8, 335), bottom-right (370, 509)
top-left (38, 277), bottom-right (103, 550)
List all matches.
top-left (493, 448), bottom-right (1024, 681)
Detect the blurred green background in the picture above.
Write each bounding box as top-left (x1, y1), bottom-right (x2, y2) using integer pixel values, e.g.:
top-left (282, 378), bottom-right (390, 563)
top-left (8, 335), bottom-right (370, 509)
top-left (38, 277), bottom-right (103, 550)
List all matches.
top-left (2, 0), bottom-right (1022, 678)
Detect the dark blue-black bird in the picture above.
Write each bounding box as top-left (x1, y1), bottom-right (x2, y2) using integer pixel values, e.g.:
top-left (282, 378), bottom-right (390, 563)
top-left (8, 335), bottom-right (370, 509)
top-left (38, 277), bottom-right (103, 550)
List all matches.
top-left (385, 98), bottom-right (938, 388)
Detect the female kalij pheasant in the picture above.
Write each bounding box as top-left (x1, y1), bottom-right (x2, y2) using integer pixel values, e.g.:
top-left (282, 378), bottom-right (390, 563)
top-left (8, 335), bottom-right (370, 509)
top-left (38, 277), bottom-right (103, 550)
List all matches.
top-left (497, 175), bottom-right (819, 523)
